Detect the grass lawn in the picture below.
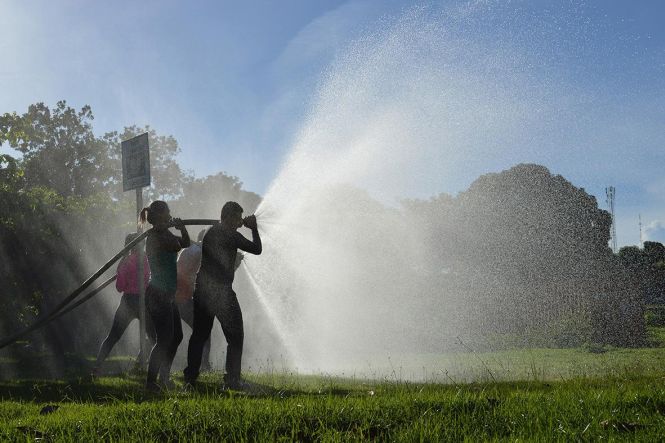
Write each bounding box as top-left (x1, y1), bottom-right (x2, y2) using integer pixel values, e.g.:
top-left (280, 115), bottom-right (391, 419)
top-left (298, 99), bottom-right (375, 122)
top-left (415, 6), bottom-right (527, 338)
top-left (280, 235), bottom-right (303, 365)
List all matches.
top-left (1, 329), bottom-right (665, 441)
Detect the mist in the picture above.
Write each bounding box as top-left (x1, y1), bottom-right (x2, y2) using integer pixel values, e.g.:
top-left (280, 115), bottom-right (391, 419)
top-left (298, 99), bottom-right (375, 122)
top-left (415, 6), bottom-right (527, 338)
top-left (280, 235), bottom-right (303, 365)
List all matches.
top-left (238, 4), bottom-right (644, 380)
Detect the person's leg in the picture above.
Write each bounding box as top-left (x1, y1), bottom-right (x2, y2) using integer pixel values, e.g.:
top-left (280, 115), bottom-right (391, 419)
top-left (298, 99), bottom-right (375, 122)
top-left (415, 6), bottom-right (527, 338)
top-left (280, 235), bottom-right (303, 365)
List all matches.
top-left (201, 330), bottom-right (212, 371)
top-left (95, 295), bottom-right (135, 369)
top-left (121, 295), bottom-right (152, 365)
top-left (178, 300), bottom-right (206, 369)
top-left (136, 306), bottom-right (157, 365)
top-left (217, 286), bottom-right (244, 386)
top-left (146, 287), bottom-right (174, 387)
top-left (159, 301), bottom-right (183, 384)
top-left (145, 305), bottom-right (157, 348)
top-left (180, 299), bottom-right (213, 371)
top-left (184, 292), bottom-right (215, 384)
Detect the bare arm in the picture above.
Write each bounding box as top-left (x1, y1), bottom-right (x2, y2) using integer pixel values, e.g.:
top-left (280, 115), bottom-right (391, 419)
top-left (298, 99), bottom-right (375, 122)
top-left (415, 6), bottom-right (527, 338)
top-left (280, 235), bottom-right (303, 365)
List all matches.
top-left (172, 218), bottom-right (191, 248)
top-left (234, 228), bottom-right (262, 255)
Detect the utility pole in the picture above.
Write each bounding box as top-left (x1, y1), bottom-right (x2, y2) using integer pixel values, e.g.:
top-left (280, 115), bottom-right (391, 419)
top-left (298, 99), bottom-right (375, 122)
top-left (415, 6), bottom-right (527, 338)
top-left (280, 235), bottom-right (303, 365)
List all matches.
top-left (605, 186), bottom-right (617, 253)
top-left (639, 214), bottom-right (643, 248)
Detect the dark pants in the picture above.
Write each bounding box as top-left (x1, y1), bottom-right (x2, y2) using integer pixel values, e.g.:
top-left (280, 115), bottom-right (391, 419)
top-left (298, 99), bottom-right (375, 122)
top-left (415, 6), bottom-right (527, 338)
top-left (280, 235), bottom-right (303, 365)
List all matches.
top-left (96, 294), bottom-right (156, 366)
top-left (177, 299), bottom-right (212, 369)
top-left (146, 285), bottom-right (183, 383)
top-left (184, 283), bottom-right (243, 384)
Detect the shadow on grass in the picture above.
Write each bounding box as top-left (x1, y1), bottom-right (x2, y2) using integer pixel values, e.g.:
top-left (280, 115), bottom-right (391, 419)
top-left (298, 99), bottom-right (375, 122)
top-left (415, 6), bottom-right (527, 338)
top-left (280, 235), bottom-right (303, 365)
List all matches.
top-left (0, 374), bottom-right (357, 404)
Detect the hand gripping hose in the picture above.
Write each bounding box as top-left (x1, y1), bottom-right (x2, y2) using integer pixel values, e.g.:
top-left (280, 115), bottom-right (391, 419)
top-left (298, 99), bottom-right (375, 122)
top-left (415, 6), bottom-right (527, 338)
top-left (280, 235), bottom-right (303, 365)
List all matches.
top-left (0, 219), bottom-right (219, 350)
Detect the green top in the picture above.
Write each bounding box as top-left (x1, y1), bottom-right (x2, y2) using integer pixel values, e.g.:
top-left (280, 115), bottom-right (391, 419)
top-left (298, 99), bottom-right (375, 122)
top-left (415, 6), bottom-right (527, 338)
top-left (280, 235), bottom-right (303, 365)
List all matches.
top-left (149, 249), bottom-right (178, 292)
top-left (146, 229), bottom-right (180, 293)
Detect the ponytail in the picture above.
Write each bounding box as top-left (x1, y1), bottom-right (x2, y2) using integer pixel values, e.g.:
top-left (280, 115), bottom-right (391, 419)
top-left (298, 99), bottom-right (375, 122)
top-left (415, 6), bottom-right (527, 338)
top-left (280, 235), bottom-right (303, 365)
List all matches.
top-left (138, 207), bottom-right (150, 228)
top-left (138, 200), bottom-right (169, 228)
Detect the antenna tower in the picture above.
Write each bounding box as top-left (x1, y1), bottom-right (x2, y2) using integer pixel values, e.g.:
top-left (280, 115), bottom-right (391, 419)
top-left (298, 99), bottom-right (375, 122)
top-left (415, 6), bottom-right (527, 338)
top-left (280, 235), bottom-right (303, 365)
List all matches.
top-left (639, 214), bottom-right (643, 248)
top-left (605, 186), bottom-right (617, 253)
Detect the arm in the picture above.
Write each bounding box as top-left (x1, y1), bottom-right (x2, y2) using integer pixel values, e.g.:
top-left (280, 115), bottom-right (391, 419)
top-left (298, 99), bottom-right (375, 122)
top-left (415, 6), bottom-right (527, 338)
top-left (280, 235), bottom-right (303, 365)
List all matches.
top-left (234, 227), bottom-right (262, 255)
top-left (172, 218), bottom-right (191, 248)
top-left (178, 227), bottom-right (191, 248)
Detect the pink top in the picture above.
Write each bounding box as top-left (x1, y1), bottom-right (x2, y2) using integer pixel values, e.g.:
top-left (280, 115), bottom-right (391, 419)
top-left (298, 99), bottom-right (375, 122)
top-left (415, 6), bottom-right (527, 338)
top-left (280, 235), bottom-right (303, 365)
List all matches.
top-left (116, 253), bottom-right (150, 294)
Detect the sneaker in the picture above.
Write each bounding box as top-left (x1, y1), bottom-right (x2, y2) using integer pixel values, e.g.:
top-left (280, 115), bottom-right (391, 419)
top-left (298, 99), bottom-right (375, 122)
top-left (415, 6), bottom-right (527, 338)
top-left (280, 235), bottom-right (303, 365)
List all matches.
top-left (90, 366), bottom-right (101, 379)
top-left (224, 378), bottom-right (251, 391)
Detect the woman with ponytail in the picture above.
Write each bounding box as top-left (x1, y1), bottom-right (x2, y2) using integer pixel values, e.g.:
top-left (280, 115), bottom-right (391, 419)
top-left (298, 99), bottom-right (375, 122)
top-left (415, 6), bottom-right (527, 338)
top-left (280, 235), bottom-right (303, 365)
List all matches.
top-left (140, 200), bottom-right (190, 391)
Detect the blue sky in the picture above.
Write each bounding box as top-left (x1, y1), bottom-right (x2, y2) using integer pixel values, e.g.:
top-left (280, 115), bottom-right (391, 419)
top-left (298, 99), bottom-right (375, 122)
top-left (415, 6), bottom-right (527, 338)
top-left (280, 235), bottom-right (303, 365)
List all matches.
top-left (1, 0), bottom-right (665, 246)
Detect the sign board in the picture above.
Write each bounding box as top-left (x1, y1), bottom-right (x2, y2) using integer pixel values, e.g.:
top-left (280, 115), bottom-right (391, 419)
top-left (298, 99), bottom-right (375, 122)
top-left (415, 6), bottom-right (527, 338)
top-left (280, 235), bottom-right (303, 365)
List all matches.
top-left (121, 133), bottom-right (151, 191)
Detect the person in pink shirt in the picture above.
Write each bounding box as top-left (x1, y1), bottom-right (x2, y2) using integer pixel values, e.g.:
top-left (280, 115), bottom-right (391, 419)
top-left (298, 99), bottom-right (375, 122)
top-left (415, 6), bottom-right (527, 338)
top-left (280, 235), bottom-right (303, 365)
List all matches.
top-left (93, 233), bottom-right (155, 375)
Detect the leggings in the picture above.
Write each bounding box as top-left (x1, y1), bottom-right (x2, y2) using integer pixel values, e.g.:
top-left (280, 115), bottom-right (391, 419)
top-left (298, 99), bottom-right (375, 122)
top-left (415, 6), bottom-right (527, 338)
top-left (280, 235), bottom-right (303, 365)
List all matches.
top-left (96, 294), bottom-right (156, 366)
top-left (146, 285), bottom-right (183, 383)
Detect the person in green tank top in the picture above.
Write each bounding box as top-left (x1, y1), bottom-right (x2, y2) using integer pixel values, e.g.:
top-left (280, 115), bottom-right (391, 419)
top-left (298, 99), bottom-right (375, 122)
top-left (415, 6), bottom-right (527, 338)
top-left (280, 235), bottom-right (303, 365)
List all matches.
top-left (139, 200), bottom-right (190, 391)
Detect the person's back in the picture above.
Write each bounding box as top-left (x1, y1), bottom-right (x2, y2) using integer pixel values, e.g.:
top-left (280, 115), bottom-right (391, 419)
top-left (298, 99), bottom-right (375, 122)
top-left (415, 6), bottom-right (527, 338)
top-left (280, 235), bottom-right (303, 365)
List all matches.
top-left (116, 252), bottom-right (150, 295)
top-left (146, 229), bottom-right (181, 293)
top-left (198, 224), bottom-right (249, 287)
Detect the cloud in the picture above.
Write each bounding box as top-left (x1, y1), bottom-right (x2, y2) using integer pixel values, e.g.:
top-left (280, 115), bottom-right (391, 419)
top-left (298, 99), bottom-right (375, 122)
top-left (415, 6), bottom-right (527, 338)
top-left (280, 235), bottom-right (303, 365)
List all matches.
top-left (644, 220), bottom-right (665, 244)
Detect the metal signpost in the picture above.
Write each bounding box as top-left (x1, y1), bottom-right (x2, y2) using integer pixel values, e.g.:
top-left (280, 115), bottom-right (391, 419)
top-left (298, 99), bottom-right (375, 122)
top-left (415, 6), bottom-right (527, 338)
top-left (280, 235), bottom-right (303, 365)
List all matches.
top-left (121, 133), bottom-right (151, 366)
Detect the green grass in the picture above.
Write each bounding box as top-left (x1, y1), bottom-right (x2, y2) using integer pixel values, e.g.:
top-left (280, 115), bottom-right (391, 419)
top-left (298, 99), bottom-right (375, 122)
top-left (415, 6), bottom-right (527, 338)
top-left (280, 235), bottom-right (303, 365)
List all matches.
top-left (2, 329), bottom-right (665, 441)
top-left (1, 373), bottom-right (665, 441)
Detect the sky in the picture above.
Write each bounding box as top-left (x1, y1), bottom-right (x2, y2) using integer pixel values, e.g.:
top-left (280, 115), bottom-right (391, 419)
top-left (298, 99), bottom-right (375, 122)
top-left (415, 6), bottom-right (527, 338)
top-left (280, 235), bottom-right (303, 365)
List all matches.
top-left (1, 0), bottom-right (665, 247)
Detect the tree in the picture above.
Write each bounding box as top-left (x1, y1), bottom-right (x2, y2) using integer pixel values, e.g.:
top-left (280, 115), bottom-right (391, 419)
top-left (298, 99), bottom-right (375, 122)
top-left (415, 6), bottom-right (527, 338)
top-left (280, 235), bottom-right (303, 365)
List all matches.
top-left (169, 171), bottom-right (262, 221)
top-left (102, 126), bottom-right (189, 202)
top-left (1, 102), bottom-right (114, 198)
top-left (406, 164), bottom-right (645, 348)
top-left (618, 242), bottom-right (665, 305)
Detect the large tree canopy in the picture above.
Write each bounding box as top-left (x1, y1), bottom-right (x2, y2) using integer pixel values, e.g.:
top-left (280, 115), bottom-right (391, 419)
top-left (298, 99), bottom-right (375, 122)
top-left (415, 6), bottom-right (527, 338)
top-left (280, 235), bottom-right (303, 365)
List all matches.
top-left (405, 164), bottom-right (644, 348)
top-left (1, 102), bottom-right (111, 198)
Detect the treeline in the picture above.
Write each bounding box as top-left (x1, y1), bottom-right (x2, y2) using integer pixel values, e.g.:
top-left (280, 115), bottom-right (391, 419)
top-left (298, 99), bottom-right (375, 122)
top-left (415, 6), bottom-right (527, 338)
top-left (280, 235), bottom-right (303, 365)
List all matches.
top-left (402, 164), bottom-right (645, 349)
top-left (0, 101), bottom-right (260, 358)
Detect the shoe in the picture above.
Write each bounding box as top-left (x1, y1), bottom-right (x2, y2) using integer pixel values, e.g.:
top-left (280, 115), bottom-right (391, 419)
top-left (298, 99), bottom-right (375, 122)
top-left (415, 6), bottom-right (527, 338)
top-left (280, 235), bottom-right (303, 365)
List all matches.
top-left (90, 366), bottom-right (101, 379)
top-left (224, 377), bottom-right (251, 391)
